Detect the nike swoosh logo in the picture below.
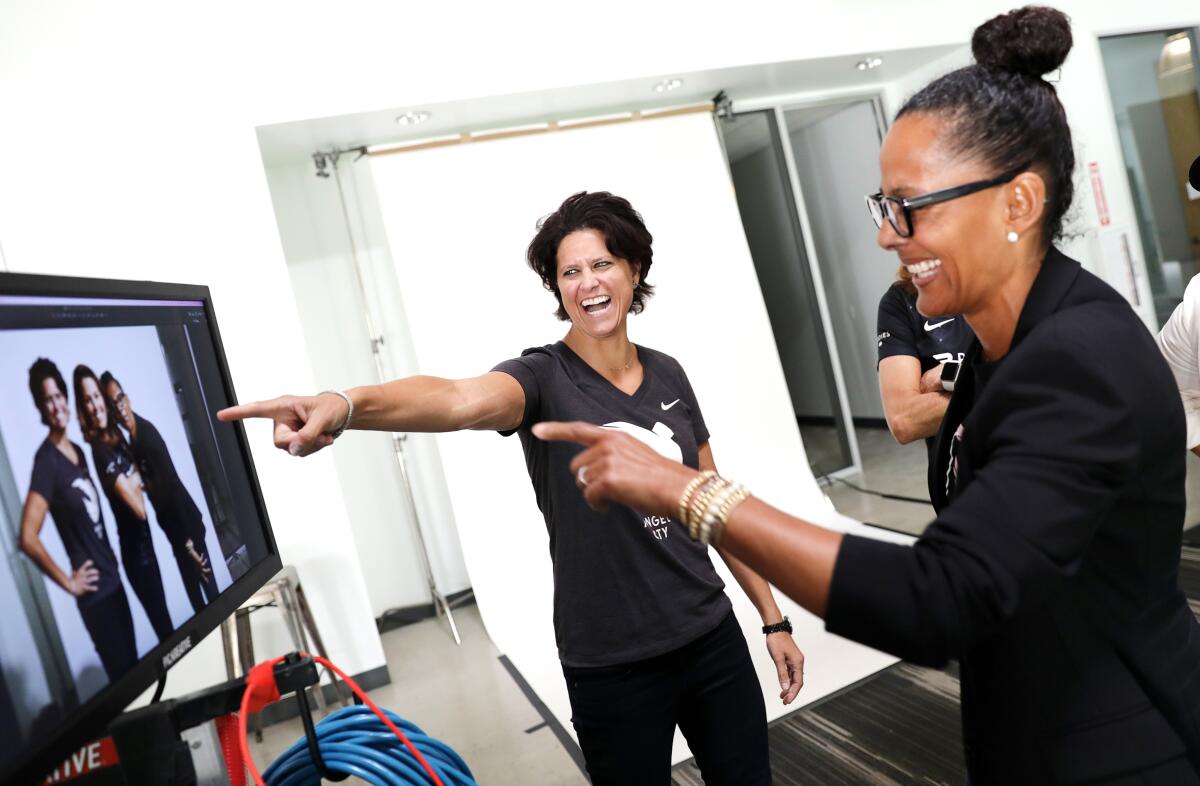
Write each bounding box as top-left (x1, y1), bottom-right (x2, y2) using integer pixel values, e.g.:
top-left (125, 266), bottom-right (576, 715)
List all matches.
top-left (924, 318), bottom-right (954, 332)
top-left (661, 399), bottom-right (680, 411)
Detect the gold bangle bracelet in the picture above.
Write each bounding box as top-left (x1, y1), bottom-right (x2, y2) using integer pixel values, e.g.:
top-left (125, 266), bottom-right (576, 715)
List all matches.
top-left (709, 484), bottom-right (750, 545)
top-left (688, 476), bottom-right (729, 540)
top-left (678, 471), bottom-right (716, 526)
top-left (698, 481), bottom-right (740, 544)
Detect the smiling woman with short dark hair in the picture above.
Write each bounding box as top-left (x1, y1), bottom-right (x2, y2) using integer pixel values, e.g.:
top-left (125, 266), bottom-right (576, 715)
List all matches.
top-left (222, 190), bottom-right (804, 785)
top-left (19, 356), bottom-right (138, 683)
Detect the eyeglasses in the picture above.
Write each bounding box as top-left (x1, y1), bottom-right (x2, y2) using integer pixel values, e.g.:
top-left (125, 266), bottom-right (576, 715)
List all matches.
top-left (865, 163), bottom-right (1030, 239)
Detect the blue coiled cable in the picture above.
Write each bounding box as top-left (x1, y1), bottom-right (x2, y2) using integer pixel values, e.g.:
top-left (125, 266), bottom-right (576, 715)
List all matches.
top-left (263, 705), bottom-right (477, 786)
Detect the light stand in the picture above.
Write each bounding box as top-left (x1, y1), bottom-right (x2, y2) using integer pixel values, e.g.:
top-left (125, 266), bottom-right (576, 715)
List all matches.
top-left (323, 148), bottom-right (466, 645)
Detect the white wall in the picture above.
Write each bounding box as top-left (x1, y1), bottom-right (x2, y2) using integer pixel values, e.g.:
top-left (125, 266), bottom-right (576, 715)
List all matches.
top-left (263, 158), bottom-right (471, 616)
top-left (1, 0), bottom-right (1196, 710)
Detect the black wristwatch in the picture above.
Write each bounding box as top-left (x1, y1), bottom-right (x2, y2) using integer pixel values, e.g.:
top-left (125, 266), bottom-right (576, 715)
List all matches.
top-left (762, 617), bottom-right (792, 635)
top-left (940, 359), bottom-right (962, 393)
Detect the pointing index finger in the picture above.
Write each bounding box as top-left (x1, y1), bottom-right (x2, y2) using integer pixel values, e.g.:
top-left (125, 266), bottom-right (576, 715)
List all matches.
top-left (531, 421), bottom-right (607, 446)
top-left (217, 398), bottom-right (289, 422)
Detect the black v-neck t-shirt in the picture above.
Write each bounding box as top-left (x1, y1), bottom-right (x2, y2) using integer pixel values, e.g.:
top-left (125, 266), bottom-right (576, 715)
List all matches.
top-left (29, 438), bottom-right (122, 608)
top-left (877, 283), bottom-right (976, 459)
top-left (494, 342), bottom-right (732, 667)
top-left (876, 284), bottom-right (975, 373)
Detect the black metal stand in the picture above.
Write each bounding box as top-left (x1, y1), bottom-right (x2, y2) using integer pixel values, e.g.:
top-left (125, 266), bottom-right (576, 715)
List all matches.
top-left (108, 652), bottom-right (338, 785)
top-left (272, 653), bottom-right (346, 782)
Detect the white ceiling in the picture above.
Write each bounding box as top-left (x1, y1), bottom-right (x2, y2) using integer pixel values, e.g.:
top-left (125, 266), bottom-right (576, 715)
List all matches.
top-left (256, 43), bottom-right (963, 168)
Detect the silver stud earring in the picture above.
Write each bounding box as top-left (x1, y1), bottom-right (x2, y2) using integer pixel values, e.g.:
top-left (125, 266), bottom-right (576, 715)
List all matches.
top-left (1007, 231), bottom-right (1019, 243)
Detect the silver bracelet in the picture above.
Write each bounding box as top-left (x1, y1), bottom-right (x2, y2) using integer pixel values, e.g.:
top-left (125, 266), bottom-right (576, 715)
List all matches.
top-left (320, 390), bottom-right (354, 438)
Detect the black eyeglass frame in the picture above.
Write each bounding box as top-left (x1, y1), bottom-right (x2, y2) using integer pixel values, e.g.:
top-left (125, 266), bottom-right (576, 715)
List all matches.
top-left (866, 162), bottom-right (1031, 238)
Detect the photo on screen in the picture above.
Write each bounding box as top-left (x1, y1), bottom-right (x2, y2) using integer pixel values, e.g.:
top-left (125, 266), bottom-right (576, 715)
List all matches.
top-left (0, 289), bottom-right (276, 782)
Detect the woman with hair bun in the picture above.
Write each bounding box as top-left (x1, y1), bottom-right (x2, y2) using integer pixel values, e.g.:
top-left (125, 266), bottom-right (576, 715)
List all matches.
top-left (536, 7), bottom-right (1200, 783)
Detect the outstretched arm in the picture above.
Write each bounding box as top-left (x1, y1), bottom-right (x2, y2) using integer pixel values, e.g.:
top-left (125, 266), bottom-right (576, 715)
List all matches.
top-left (218, 372), bottom-right (525, 457)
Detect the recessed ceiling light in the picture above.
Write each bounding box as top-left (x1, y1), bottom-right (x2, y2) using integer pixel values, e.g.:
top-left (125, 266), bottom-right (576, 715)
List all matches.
top-left (653, 78), bottom-right (683, 93)
top-left (395, 111), bottom-right (432, 126)
top-left (856, 57), bottom-right (884, 71)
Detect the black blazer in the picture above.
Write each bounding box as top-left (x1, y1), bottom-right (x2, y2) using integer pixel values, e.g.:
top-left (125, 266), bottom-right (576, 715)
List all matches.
top-left (827, 249), bottom-right (1200, 784)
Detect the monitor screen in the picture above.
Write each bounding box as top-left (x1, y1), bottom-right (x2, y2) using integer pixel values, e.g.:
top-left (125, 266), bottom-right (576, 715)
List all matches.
top-left (0, 273), bottom-right (281, 785)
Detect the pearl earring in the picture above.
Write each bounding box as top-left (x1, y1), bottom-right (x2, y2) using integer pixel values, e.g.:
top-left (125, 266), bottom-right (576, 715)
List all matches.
top-left (1007, 231), bottom-right (1019, 243)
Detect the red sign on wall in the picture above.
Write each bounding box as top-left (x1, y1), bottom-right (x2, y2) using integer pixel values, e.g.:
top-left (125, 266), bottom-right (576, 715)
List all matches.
top-left (1089, 161), bottom-right (1111, 226)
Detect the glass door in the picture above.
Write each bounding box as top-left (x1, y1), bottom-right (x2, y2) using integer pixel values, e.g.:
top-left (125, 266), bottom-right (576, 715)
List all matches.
top-left (718, 109), bottom-right (860, 478)
top-left (1100, 28), bottom-right (1200, 327)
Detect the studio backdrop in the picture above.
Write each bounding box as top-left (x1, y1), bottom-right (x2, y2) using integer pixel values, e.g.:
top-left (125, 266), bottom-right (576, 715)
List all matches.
top-left (368, 110), bottom-right (908, 763)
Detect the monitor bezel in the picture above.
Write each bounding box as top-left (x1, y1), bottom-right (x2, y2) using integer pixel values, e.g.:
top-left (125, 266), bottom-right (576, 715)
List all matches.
top-left (0, 271), bottom-right (283, 786)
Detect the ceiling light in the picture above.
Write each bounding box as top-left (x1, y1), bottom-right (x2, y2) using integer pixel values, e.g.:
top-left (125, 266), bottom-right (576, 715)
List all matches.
top-left (856, 57), bottom-right (884, 71)
top-left (653, 78), bottom-right (683, 93)
top-left (395, 111), bottom-right (432, 126)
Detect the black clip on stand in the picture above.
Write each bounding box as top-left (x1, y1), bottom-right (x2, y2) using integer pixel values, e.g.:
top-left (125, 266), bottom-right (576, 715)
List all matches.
top-left (109, 651), bottom-right (355, 785)
top-left (272, 652), bottom-right (350, 782)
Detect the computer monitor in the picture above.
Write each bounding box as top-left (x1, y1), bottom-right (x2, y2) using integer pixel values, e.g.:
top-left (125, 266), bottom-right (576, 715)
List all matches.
top-left (0, 272), bottom-right (282, 785)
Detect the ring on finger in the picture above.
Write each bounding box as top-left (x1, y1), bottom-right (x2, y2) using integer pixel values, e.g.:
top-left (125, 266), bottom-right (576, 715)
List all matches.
top-left (577, 466), bottom-right (589, 486)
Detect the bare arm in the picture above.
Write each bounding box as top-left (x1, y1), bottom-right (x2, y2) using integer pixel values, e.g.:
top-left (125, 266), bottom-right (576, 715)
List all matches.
top-left (19, 491), bottom-right (98, 597)
top-left (350, 373), bottom-right (524, 433)
top-left (701, 442), bottom-right (805, 704)
top-left (878, 355), bottom-right (951, 444)
top-left (218, 372), bottom-right (525, 457)
top-left (113, 470), bottom-right (147, 520)
top-left (698, 443), bottom-right (784, 625)
top-left (533, 421), bottom-right (843, 619)
top-left (718, 498), bottom-right (843, 618)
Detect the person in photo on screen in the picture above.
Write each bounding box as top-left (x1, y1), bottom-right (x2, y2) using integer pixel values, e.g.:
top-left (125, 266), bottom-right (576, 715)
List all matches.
top-left (102, 371), bottom-right (217, 613)
top-left (532, 8), bottom-right (1200, 784)
top-left (220, 191), bottom-right (802, 785)
top-left (18, 358), bottom-right (137, 682)
top-left (74, 364), bottom-right (174, 642)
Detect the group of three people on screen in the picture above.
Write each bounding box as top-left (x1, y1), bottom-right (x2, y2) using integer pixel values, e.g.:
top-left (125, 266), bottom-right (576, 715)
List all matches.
top-left (19, 359), bottom-right (217, 682)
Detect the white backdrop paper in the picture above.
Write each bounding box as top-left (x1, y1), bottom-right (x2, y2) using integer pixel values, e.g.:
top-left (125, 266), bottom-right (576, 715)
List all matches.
top-left (369, 112), bottom-right (907, 763)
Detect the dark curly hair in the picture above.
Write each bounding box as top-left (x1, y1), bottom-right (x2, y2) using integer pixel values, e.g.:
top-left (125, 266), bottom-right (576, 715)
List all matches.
top-left (898, 6), bottom-right (1075, 245)
top-left (526, 191), bottom-right (656, 321)
top-left (28, 357), bottom-right (67, 426)
top-left (73, 364), bottom-right (120, 443)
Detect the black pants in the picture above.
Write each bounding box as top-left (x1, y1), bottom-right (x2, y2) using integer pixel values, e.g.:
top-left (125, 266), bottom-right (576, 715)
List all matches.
top-left (119, 522), bottom-right (174, 641)
top-left (562, 611), bottom-right (771, 786)
top-left (170, 533), bottom-right (218, 614)
top-left (79, 590), bottom-right (137, 682)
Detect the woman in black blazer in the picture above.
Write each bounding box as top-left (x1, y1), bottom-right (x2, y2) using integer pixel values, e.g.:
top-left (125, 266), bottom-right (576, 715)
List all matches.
top-left (535, 6), bottom-right (1200, 784)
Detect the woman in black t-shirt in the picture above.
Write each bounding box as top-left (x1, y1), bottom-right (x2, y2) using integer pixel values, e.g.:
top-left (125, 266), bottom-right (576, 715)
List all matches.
top-left (103, 372), bottom-right (218, 614)
top-left (221, 192), bottom-right (803, 785)
top-left (18, 358), bottom-right (137, 683)
top-left (74, 364), bottom-right (174, 641)
top-left (876, 266), bottom-right (974, 457)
